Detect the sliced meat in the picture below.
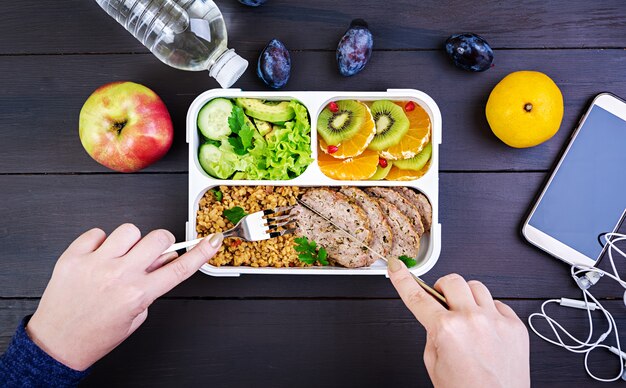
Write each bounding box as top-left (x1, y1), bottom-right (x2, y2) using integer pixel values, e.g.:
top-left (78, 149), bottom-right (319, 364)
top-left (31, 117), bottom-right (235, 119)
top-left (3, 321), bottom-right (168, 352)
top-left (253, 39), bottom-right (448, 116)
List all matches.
top-left (296, 188), bottom-right (371, 268)
top-left (392, 187), bottom-right (433, 231)
top-left (375, 199), bottom-right (421, 259)
top-left (340, 187), bottom-right (393, 265)
top-left (294, 207), bottom-right (369, 268)
top-left (365, 187), bottom-right (425, 236)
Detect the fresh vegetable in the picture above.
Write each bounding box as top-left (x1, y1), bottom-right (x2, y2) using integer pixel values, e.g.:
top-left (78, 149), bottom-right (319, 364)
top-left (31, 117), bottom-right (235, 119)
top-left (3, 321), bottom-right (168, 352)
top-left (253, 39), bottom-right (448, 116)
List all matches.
top-left (398, 255), bottom-right (417, 268)
top-left (257, 39), bottom-right (291, 89)
top-left (223, 206), bottom-right (247, 225)
top-left (197, 98), bottom-right (312, 180)
top-left (337, 19), bottom-right (373, 77)
top-left (294, 237), bottom-right (329, 266)
top-left (197, 98), bottom-right (233, 140)
top-left (445, 33), bottom-right (494, 72)
top-left (210, 188), bottom-right (223, 202)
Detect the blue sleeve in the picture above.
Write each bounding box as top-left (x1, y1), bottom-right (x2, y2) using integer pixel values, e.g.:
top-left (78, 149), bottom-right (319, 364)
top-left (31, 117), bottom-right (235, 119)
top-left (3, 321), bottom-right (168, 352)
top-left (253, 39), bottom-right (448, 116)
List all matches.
top-left (0, 316), bottom-right (90, 387)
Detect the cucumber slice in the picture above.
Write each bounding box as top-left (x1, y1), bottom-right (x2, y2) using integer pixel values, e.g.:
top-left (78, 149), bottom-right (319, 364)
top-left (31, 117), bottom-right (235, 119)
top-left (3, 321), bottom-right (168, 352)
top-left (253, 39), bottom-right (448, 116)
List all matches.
top-left (197, 98), bottom-right (233, 140)
top-left (198, 143), bottom-right (237, 179)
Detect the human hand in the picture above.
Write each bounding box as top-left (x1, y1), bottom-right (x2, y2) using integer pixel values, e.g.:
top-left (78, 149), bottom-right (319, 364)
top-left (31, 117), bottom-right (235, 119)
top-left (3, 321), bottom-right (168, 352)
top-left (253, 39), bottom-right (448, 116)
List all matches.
top-left (26, 224), bottom-right (223, 371)
top-left (387, 258), bottom-right (530, 388)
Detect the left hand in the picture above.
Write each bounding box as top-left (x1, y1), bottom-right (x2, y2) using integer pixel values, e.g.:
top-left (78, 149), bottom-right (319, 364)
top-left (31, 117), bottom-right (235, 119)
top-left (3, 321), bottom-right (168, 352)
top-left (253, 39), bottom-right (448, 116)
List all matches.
top-left (26, 224), bottom-right (223, 371)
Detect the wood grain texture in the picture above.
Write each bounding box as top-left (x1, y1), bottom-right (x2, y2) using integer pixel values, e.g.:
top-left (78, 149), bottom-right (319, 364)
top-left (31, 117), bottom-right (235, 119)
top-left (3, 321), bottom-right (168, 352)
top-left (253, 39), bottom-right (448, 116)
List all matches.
top-left (1, 299), bottom-right (624, 387)
top-left (1, 1), bottom-right (625, 54)
top-left (1, 50), bottom-right (626, 173)
top-left (1, 173), bottom-right (622, 299)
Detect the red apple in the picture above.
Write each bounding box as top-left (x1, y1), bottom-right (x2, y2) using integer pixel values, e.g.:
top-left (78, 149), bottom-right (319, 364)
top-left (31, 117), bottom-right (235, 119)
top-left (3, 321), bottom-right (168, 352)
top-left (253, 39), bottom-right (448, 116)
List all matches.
top-left (79, 81), bottom-right (173, 172)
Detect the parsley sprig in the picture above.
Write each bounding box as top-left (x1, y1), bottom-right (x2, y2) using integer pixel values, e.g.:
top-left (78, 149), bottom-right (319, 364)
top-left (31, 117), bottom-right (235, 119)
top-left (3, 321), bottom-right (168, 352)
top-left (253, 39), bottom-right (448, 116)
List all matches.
top-left (398, 255), bottom-right (417, 268)
top-left (294, 237), bottom-right (328, 266)
top-left (223, 206), bottom-right (247, 225)
top-left (227, 106), bottom-right (255, 155)
top-left (210, 188), bottom-right (223, 202)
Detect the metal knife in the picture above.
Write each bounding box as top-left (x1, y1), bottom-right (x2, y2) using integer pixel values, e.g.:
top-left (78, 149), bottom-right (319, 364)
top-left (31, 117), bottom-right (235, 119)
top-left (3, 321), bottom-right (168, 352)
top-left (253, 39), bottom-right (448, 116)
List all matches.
top-left (296, 199), bottom-right (448, 307)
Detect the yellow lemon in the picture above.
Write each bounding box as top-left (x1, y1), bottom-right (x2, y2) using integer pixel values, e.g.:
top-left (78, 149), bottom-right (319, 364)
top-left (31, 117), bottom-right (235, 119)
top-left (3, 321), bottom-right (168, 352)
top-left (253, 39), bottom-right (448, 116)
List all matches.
top-left (486, 71), bottom-right (563, 148)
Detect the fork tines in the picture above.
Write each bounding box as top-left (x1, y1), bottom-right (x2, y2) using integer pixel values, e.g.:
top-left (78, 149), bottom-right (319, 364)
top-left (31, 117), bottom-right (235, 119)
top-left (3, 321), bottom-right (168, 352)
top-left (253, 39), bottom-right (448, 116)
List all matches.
top-left (263, 205), bottom-right (297, 238)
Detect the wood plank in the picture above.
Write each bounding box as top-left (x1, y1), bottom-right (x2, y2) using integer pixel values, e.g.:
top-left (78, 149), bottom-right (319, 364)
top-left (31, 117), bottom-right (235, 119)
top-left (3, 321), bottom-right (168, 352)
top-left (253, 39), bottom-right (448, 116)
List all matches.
top-left (1, 1), bottom-right (625, 54)
top-left (1, 173), bottom-right (622, 299)
top-left (1, 50), bottom-right (626, 173)
top-left (1, 299), bottom-right (624, 387)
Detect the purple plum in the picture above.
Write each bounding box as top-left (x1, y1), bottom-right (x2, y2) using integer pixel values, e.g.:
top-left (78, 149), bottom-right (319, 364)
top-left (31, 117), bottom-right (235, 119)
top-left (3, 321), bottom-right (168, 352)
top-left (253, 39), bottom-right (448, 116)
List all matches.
top-left (257, 39), bottom-right (291, 89)
top-left (336, 19), bottom-right (373, 77)
top-left (445, 33), bottom-right (494, 72)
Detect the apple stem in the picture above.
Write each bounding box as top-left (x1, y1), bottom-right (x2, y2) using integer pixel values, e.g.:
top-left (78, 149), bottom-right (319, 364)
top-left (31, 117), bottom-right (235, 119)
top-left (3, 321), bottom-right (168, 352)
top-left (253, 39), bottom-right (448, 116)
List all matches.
top-left (524, 103), bottom-right (533, 112)
top-left (113, 120), bottom-right (127, 135)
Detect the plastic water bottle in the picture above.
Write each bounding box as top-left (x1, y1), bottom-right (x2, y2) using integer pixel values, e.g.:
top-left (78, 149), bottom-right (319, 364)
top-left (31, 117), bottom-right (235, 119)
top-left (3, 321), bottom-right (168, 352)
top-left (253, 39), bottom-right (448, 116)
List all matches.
top-left (95, 0), bottom-right (248, 88)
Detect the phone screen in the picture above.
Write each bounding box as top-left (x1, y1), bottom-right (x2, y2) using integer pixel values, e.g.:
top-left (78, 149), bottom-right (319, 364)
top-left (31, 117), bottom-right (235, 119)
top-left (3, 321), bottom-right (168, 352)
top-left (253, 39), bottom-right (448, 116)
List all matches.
top-left (528, 104), bottom-right (626, 261)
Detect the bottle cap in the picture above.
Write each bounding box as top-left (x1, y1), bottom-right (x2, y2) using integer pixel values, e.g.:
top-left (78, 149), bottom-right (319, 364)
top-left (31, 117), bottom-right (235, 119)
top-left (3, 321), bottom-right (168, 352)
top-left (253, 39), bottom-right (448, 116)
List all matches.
top-left (210, 49), bottom-right (248, 88)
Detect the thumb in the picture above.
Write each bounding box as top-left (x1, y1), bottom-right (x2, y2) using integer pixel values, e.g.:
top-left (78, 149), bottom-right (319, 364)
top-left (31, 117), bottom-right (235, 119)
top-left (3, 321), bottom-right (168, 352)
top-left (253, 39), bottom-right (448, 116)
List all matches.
top-left (147, 233), bottom-right (224, 298)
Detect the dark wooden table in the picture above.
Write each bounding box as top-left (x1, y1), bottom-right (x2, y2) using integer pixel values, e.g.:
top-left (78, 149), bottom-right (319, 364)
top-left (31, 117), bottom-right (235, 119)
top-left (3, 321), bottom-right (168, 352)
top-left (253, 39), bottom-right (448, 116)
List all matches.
top-left (2, 1), bottom-right (626, 386)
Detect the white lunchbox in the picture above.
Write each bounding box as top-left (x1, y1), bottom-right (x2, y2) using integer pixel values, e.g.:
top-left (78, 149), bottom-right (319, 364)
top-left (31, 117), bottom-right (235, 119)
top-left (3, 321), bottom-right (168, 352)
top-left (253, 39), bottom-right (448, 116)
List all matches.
top-left (186, 89), bottom-right (442, 277)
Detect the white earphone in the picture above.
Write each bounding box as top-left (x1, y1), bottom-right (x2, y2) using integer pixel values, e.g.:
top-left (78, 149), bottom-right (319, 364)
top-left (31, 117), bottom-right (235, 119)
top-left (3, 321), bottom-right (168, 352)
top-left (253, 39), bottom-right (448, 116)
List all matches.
top-left (529, 232), bottom-right (626, 383)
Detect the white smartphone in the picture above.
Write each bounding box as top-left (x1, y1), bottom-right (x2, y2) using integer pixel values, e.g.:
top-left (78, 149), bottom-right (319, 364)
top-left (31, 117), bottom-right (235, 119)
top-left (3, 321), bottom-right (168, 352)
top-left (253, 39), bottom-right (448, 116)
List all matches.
top-left (523, 93), bottom-right (626, 267)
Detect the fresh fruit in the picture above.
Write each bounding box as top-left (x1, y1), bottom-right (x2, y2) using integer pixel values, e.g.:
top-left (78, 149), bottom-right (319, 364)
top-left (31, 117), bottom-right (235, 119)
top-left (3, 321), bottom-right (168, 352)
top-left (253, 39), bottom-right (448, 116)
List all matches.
top-left (253, 118), bottom-right (272, 136)
top-left (393, 143), bottom-right (432, 171)
top-left (79, 81), bottom-right (173, 173)
top-left (380, 101), bottom-right (430, 160)
top-left (378, 157), bottom-right (388, 168)
top-left (369, 162), bottom-right (393, 180)
top-left (336, 19), bottom-right (373, 77)
top-left (236, 98), bottom-right (295, 122)
top-left (328, 101), bottom-right (339, 113)
top-left (385, 162), bottom-right (430, 181)
top-left (486, 71), bottom-right (563, 148)
top-left (319, 102), bottom-right (375, 158)
top-left (404, 101), bottom-right (416, 111)
top-left (445, 33), bottom-right (494, 72)
top-left (317, 100), bottom-right (368, 145)
top-left (318, 149), bottom-right (379, 180)
top-left (257, 39), bottom-right (291, 89)
top-left (238, 0), bottom-right (267, 6)
top-left (197, 98), bottom-right (233, 140)
top-left (327, 145), bottom-right (339, 154)
top-left (368, 100), bottom-right (410, 151)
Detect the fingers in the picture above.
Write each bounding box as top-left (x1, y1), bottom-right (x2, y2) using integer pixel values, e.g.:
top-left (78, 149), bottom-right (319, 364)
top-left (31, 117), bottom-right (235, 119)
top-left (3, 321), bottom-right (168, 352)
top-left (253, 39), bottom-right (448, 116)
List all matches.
top-left (388, 258), bottom-right (446, 331)
top-left (145, 251), bottom-right (179, 273)
top-left (434, 274), bottom-right (476, 311)
top-left (494, 300), bottom-right (519, 319)
top-left (96, 224), bottom-right (142, 258)
top-left (124, 229), bottom-right (175, 269)
top-left (146, 233), bottom-right (223, 299)
top-left (63, 228), bottom-right (107, 256)
top-left (467, 280), bottom-right (496, 309)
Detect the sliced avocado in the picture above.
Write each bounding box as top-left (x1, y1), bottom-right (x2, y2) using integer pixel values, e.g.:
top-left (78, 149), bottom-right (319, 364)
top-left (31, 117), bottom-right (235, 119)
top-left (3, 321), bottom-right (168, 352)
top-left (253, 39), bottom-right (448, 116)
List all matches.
top-left (253, 119), bottom-right (272, 136)
top-left (235, 98), bottom-right (295, 123)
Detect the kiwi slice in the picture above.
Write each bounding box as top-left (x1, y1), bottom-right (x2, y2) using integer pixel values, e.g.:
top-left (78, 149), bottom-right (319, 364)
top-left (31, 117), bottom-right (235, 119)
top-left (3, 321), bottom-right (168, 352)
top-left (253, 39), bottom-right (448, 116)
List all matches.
top-left (368, 100), bottom-right (410, 151)
top-left (393, 143), bottom-right (432, 171)
top-left (369, 162), bottom-right (393, 180)
top-left (317, 100), bottom-right (367, 145)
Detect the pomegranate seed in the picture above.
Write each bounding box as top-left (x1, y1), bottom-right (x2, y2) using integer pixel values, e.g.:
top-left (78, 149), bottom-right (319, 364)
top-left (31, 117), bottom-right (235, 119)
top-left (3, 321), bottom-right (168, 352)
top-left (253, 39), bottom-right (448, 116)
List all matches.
top-left (327, 145), bottom-right (339, 154)
top-left (379, 157), bottom-right (388, 168)
top-left (328, 101), bottom-right (339, 113)
top-left (404, 101), bottom-right (416, 112)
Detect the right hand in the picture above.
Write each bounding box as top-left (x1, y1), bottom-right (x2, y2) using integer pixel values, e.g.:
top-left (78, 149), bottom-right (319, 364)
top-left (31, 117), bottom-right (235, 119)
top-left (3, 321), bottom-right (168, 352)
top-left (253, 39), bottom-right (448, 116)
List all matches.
top-left (387, 258), bottom-right (530, 388)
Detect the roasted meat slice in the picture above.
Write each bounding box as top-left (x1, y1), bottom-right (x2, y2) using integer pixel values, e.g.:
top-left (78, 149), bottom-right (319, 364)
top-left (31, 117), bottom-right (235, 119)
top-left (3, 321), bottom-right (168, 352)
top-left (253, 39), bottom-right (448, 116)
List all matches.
top-left (375, 198), bottom-right (421, 259)
top-left (340, 186), bottom-right (392, 265)
top-left (365, 187), bottom-right (425, 236)
top-left (392, 187), bottom-right (433, 231)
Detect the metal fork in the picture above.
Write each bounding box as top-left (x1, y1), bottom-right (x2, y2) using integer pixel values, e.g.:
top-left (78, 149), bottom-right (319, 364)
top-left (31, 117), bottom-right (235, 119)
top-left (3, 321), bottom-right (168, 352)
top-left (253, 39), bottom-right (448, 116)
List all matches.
top-left (162, 205), bottom-right (297, 254)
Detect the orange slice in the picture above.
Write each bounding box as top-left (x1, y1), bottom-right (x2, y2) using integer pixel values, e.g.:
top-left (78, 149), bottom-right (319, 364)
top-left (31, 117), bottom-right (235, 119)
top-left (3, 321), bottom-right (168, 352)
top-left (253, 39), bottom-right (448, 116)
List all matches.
top-left (385, 160), bottom-right (431, 181)
top-left (380, 101), bottom-right (431, 160)
top-left (319, 103), bottom-right (376, 158)
top-left (318, 150), bottom-right (379, 180)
